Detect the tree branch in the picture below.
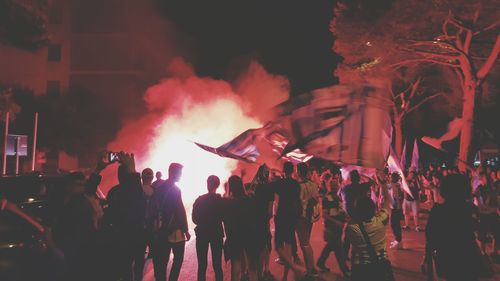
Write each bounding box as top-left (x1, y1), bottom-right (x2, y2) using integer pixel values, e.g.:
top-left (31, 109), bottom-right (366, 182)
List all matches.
top-left (463, 30), bottom-right (473, 54)
top-left (392, 58), bottom-right (460, 69)
top-left (477, 34), bottom-right (500, 80)
top-left (402, 92), bottom-right (445, 119)
top-left (474, 20), bottom-right (500, 36)
top-left (408, 40), bottom-right (461, 53)
top-left (408, 77), bottom-right (421, 102)
top-left (454, 68), bottom-right (465, 87)
top-left (413, 48), bottom-right (459, 59)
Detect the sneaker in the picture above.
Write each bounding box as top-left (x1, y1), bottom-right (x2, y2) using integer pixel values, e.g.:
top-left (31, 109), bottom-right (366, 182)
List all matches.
top-left (316, 262), bottom-right (330, 272)
top-left (390, 240), bottom-right (403, 250)
top-left (293, 255), bottom-right (303, 266)
top-left (309, 269), bottom-right (319, 277)
top-left (415, 226), bottom-right (422, 232)
top-left (262, 271), bottom-right (276, 281)
top-left (402, 225), bottom-right (410, 230)
top-left (421, 262), bottom-right (427, 273)
top-left (275, 257), bottom-right (285, 265)
top-left (241, 272), bottom-right (250, 281)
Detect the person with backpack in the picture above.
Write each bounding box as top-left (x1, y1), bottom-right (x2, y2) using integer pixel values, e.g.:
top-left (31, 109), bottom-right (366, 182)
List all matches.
top-left (346, 176), bottom-right (395, 281)
top-left (150, 163), bottom-right (190, 281)
top-left (296, 162), bottom-right (320, 277)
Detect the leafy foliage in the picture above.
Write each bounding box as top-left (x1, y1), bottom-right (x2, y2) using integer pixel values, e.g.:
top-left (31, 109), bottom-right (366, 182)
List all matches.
top-left (8, 86), bottom-right (120, 159)
top-left (0, 0), bottom-right (49, 50)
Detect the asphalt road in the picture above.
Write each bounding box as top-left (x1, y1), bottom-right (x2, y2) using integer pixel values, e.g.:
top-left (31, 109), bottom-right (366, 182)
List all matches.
top-left (141, 205), bottom-right (500, 281)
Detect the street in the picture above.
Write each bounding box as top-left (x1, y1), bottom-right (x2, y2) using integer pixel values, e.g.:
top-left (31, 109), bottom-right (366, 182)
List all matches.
top-left (141, 206), bottom-right (500, 281)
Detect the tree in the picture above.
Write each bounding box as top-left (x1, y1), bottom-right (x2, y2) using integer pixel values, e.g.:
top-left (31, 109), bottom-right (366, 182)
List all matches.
top-left (0, 0), bottom-right (49, 49)
top-left (331, 0), bottom-right (499, 170)
top-left (0, 87), bottom-right (20, 121)
top-left (396, 8), bottom-right (499, 171)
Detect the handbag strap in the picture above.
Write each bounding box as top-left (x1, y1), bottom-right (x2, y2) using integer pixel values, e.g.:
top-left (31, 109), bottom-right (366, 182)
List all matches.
top-left (358, 222), bottom-right (380, 263)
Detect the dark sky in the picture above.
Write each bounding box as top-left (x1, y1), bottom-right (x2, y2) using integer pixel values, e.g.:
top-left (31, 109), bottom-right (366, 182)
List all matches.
top-left (158, 0), bottom-right (339, 95)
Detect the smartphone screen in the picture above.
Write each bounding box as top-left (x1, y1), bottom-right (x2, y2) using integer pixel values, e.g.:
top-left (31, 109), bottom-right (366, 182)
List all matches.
top-left (109, 152), bottom-right (120, 163)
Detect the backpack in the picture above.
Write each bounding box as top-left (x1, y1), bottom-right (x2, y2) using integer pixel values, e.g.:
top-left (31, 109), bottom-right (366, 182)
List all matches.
top-left (152, 184), bottom-right (176, 239)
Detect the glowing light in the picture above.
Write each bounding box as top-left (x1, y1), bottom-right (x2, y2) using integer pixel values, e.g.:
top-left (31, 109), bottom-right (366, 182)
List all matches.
top-left (138, 98), bottom-right (260, 204)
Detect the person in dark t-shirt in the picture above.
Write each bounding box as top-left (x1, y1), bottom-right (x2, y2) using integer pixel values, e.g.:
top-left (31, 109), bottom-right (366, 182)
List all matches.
top-left (192, 175), bottom-right (224, 281)
top-left (273, 162), bottom-right (302, 280)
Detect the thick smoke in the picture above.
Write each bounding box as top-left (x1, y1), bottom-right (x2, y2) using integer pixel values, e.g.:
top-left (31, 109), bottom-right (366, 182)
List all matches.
top-left (102, 57), bottom-right (289, 200)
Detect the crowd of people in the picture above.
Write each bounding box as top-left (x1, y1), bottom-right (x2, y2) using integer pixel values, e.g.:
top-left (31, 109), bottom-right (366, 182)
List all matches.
top-left (43, 151), bottom-right (499, 281)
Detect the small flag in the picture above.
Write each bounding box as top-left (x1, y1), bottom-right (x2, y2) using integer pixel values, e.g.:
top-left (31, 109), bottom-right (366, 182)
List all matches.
top-left (410, 139), bottom-right (419, 171)
top-left (421, 118), bottom-right (462, 150)
top-left (400, 141), bottom-right (407, 170)
top-left (387, 147), bottom-right (413, 198)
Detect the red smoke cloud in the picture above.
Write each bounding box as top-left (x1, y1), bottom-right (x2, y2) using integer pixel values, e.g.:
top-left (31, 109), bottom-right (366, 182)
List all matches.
top-left (102, 57), bottom-right (288, 203)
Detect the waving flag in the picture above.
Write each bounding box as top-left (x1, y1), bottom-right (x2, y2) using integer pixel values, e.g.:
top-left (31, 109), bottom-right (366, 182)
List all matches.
top-left (421, 118), bottom-right (462, 151)
top-left (274, 83), bottom-right (391, 168)
top-left (265, 125), bottom-right (313, 163)
top-left (195, 127), bottom-right (263, 163)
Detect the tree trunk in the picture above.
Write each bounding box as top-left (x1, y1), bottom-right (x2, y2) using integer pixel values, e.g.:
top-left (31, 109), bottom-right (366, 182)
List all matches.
top-left (394, 116), bottom-right (403, 159)
top-left (458, 87), bottom-right (475, 172)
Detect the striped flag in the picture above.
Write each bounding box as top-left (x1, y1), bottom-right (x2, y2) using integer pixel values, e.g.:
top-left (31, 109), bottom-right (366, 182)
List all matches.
top-left (194, 127), bottom-right (262, 163)
top-left (274, 83), bottom-right (391, 169)
top-left (265, 125), bottom-right (313, 163)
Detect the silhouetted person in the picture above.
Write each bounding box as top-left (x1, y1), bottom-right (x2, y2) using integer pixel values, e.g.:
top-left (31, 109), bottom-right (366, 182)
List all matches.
top-left (388, 172), bottom-right (404, 250)
top-left (347, 180), bottom-right (394, 281)
top-left (105, 153), bottom-right (145, 281)
top-left (250, 164), bottom-right (275, 280)
top-left (425, 174), bottom-right (482, 281)
top-left (272, 162), bottom-right (303, 280)
top-left (150, 163), bottom-right (190, 281)
top-left (296, 162), bottom-right (320, 277)
top-left (152, 171), bottom-right (165, 188)
top-left (56, 172), bottom-right (101, 281)
top-left (341, 170), bottom-right (371, 217)
top-left (222, 175), bottom-right (257, 281)
top-left (317, 172), bottom-right (350, 277)
top-left (192, 175), bottom-right (224, 281)
top-left (403, 170), bottom-right (421, 231)
top-left (131, 168), bottom-right (155, 281)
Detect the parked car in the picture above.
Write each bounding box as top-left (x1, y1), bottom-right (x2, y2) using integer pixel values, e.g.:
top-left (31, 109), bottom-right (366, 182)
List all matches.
top-left (0, 199), bottom-right (60, 281)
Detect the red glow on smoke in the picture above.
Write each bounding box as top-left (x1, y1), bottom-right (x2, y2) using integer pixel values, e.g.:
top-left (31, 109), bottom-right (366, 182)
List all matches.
top-left (104, 58), bottom-right (288, 203)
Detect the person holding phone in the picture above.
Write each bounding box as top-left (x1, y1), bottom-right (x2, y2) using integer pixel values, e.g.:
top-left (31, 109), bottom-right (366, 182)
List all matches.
top-left (105, 152), bottom-right (145, 281)
top-left (150, 163), bottom-right (190, 281)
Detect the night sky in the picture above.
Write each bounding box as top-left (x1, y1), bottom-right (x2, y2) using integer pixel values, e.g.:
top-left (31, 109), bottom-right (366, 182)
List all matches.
top-left (158, 0), bottom-right (339, 95)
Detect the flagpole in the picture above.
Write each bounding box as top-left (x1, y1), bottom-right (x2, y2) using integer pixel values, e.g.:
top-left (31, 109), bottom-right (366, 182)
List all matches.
top-left (31, 112), bottom-right (38, 171)
top-left (2, 112), bottom-right (9, 175)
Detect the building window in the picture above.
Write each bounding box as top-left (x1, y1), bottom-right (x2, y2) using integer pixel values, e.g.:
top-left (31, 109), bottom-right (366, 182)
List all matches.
top-left (48, 44), bottom-right (62, 61)
top-left (49, 6), bottom-right (63, 24)
top-left (46, 81), bottom-right (61, 97)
